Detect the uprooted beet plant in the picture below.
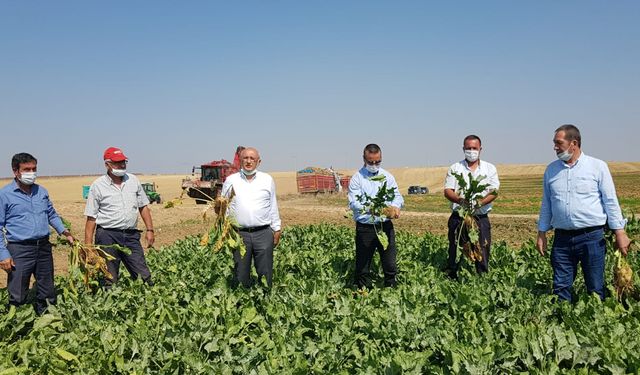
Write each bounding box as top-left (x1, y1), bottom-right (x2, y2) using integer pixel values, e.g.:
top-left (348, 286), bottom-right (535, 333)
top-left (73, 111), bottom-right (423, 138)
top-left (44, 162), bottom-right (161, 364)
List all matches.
top-left (451, 171), bottom-right (498, 263)
top-left (355, 174), bottom-right (397, 250)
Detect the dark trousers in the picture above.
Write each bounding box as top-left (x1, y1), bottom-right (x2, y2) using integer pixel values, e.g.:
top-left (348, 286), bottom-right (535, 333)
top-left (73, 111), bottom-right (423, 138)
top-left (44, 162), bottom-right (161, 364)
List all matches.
top-left (551, 227), bottom-right (606, 302)
top-left (447, 212), bottom-right (491, 274)
top-left (95, 227), bottom-right (152, 285)
top-left (355, 221), bottom-right (397, 288)
top-left (234, 227), bottom-right (274, 288)
top-left (6, 239), bottom-right (55, 314)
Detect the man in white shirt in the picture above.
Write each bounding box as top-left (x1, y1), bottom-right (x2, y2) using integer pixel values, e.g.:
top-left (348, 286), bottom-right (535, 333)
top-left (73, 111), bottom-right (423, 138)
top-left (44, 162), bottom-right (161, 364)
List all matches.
top-left (221, 147), bottom-right (281, 288)
top-left (84, 147), bottom-right (155, 286)
top-left (444, 135), bottom-right (500, 278)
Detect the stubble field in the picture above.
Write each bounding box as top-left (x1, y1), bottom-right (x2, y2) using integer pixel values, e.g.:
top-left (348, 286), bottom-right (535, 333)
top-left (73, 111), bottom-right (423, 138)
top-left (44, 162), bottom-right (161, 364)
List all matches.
top-left (1, 162), bottom-right (639, 289)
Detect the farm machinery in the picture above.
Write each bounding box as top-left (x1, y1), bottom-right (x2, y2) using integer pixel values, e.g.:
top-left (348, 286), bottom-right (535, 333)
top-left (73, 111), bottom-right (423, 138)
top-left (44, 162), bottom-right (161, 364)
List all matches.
top-left (181, 146), bottom-right (244, 204)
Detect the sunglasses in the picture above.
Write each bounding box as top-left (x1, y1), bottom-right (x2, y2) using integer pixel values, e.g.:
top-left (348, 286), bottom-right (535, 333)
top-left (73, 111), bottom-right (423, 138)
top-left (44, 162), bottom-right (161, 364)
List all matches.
top-left (364, 159), bottom-right (382, 166)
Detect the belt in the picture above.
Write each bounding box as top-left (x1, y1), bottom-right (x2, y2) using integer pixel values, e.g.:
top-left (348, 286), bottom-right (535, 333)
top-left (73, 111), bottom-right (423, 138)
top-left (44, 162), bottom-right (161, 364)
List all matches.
top-left (238, 224), bottom-right (270, 233)
top-left (97, 225), bottom-right (141, 234)
top-left (8, 236), bottom-right (49, 246)
top-left (555, 225), bottom-right (604, 236)
top-left (356, 221), bottom-right (391, 228)
top-left (452, 211), bottom-right (488, 219)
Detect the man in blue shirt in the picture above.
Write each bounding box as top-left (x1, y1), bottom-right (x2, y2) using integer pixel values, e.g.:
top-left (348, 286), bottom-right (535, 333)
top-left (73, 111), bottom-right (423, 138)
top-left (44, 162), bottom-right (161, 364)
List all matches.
top-left (0, 153), bottom-right (74, 313)
top-left (348, 144), bottom-right (404, 288)
top-left (537, 125), bottom-right (631, 302)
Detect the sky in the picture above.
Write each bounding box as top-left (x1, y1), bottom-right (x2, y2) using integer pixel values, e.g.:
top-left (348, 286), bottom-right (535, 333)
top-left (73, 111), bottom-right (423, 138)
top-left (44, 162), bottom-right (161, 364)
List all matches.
top-left (1, 1), bottom-right (638, 177)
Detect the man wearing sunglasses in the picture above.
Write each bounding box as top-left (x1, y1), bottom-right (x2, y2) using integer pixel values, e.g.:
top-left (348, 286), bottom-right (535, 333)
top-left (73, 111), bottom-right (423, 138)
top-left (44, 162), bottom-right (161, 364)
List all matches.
top-left (348, 143), bottom-right (404, 289)
top-left (84, 147), bottom-right (155, 286)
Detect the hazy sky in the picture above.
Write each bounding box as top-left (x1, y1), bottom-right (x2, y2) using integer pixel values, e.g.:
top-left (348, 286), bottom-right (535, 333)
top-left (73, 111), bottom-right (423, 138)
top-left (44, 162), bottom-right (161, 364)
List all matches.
top-left (1, 1), bottom-right (638, 177)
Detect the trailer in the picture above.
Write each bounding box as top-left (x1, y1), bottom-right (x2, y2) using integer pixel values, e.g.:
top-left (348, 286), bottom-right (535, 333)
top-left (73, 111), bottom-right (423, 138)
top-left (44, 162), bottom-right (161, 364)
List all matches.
top-left (296, 167), bottom-right (350, 194)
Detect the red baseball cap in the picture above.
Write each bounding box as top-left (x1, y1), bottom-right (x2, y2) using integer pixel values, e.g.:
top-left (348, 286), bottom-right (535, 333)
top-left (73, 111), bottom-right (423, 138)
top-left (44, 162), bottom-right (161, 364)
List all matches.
top-left (103, 147), bottom-right (128, 162)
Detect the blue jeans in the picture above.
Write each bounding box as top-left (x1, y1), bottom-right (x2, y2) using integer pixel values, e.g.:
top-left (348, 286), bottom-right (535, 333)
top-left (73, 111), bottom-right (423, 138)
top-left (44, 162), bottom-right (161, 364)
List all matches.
top-left (551, 227), bottom-right (606, 302)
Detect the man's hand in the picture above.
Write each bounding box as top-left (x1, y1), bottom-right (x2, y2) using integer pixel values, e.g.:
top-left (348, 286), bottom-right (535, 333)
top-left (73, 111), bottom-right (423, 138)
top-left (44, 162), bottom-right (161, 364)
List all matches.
top-left (273, 230), bottom-right (281, 247)
top-left (146, 230), bottom-right (156, 248)
top-left (0, 257), bottom-right (15, 272)
top-left (66, 234), bottom-right (76, 244)
top-left (62, 231), bottom-right (75, 245)
top-left (471, 199), bottom-right (483, 214)
top-left (213, 197), bottom-right (224, 215)
top-left (382, 206), bottom-right (401, 219)
top-left (536, 231), bottom-right (547, 256)
top-left (615, 229), bottom-right (631, 256)
top-left (457, 197), bottom-right (468, 208)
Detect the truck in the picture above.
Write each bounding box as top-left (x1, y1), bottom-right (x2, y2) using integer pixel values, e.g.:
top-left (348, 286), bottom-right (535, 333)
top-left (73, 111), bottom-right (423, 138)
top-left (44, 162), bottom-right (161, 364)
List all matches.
top-left (181, 146), bottom-right (244, 204)
top-left (296, 167), bottom-right (350, 194)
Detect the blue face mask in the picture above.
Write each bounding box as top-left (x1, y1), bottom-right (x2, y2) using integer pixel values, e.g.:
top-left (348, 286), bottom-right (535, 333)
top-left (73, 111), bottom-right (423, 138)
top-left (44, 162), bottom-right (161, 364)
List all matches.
top-left (241, 168), bottom-right (257, 176)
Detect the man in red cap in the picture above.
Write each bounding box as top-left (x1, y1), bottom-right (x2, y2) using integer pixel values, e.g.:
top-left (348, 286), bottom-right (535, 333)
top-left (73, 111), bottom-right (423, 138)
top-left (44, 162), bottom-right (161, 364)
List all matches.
top-left (84, 147), bottom-right (155, 286)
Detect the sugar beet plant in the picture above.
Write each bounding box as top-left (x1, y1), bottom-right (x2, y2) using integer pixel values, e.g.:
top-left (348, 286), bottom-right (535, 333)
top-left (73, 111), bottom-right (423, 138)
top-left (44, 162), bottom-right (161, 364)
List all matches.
top-left (607, 212), bottom-right (640, 301)
top-left (3, 223), bottom-right (640, 373)
top-left (200, 188), bottom-right (247, 257)
top-left (355, 174), bottom-right (396, 249)
top-left (451, 171), bottom-right (497, 263)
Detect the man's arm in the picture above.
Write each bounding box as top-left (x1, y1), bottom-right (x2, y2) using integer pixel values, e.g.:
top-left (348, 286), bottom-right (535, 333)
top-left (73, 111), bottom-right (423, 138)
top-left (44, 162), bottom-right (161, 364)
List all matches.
top-left (598, 163), bottom-right (630, 255)
top-left (443, 165), bottom-right (463, 205)
top-left (444, 188), bottom-right (463, 205)
top-left (269, 179), bottom-right (282, 246)
top-left (0, 195), bottom-right (15, 272)
top-left (45, 193), bottom-right (74, 243)
top-left (479, 167), bottom-right (500, 206)
top-left (347, 173), bottom-right (364, 212)
top-left (536, 170), bottom-right (552, 256)
top-left (84, 216), bottom-right (97, 246)
top-left (139, 206), bottom-right (155, 247)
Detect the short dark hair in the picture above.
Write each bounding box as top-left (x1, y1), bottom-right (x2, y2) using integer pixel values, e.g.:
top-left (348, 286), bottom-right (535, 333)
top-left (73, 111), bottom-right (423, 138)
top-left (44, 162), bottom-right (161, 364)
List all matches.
top-left (363, 143), bottom-right (381, 155)
top-left (463, 135), bottom-right (482, 146)
top-left (555, 124), bottom-right (581, 147)
top-left (12, 153), bottom-right (37, 171)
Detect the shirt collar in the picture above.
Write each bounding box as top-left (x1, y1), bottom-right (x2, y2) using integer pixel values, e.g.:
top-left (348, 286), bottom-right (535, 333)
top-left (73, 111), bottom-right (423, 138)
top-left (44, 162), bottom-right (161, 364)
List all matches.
top-left (11, 179), bottom-right (37, 195)
top-left (10, 179), bottom-right (20, 192)
top-left (240, 170), bottom-right (259, 181)
top-left (106, 173), bottom-right (129, 185)
top-left (463, 159), bottom-right (481, 170)
top-left (360, 166), bottom-right (379, 177)
top-left (562, 151), bottom-right (584, 168)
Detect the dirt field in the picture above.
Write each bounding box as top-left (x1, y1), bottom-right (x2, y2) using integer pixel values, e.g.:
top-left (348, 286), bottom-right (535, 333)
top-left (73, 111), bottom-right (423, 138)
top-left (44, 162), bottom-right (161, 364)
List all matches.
top-left (1, 162), bottom-right (638, 288)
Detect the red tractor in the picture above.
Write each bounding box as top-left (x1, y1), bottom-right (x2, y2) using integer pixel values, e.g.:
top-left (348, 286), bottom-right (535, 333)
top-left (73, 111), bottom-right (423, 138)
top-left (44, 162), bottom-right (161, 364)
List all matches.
top-left (181, 146), bottom-right (244, 204)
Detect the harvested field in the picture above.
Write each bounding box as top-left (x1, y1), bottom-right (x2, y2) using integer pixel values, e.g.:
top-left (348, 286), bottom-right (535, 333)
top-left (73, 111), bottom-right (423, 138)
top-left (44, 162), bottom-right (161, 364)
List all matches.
top-left (0, 162), bottom-right (638, 288)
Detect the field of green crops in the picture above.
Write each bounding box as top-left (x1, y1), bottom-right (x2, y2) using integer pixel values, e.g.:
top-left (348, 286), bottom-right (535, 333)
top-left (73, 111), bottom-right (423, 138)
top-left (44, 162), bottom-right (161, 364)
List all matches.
top-left (2, 224), bottom-right (640, 374)
top-left (311, 172), bottom-right (640, 216)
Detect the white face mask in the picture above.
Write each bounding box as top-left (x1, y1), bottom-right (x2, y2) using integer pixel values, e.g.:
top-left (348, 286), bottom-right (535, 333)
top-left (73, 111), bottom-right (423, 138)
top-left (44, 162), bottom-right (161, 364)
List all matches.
top-left (18, 172), bottom-right (37, 185)
top-left (464, 150), bottom-right (479, 163)
top-left (241, 168), bottom-right (257, 176)
top-left (111, 168), bottom-right (127, 177)
top-left (557, 149), bottom-right (573, 162)
top-left (365, 164), bottom-right (380, 174)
